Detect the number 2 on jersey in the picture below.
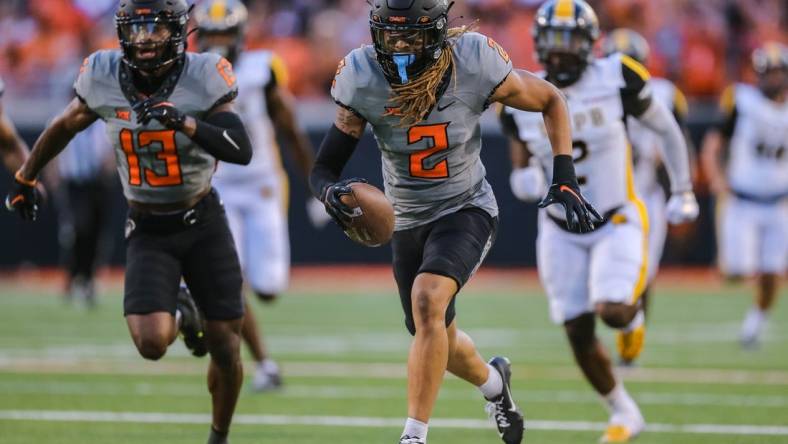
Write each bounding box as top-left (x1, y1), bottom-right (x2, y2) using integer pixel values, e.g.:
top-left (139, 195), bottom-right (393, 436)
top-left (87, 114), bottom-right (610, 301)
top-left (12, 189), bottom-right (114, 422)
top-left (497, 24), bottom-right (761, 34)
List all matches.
top-left (120, 129), bottom-right (183, 187)
top-left (408, 123), bottom-right (450, 179)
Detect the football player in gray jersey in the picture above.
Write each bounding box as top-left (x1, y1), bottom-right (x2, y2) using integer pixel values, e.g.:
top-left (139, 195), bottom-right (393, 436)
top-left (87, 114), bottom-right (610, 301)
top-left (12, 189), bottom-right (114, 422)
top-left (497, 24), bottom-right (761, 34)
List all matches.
top-left (0, 77), bottom-right (33, 215)
top-left (5, 1), bottom-right (253, 443)
top-left (309, 1), bottom-right (598, 443)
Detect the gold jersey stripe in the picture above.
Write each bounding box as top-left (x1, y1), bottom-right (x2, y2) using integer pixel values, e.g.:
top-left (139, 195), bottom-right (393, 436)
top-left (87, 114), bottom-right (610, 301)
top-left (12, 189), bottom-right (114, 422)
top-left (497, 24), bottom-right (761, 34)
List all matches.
top-left (673, 87), bottom-right (689, 119)
top-left (719, 84), bottom-right (736, 116)
top-left (625, 143), bottom-right (650, 303)
top-left (270, 53), bottom-right (290, 91)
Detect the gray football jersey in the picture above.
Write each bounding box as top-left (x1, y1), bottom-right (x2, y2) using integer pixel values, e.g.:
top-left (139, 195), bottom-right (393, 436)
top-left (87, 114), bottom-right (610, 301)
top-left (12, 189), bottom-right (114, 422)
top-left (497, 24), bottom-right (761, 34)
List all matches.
top-left (332, 32), bottom-right (513, 230)
top-left (74, 50), bottom-right (238, 204)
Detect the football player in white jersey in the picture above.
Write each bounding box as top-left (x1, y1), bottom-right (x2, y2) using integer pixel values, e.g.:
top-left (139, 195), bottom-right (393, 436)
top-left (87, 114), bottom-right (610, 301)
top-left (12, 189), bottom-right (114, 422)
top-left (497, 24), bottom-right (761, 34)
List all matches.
top-left (701, 42), bottom-right (788, 348)
top-left (0, 77), bottom-right (31, 187)
top-left (194, 0), bottom-right (327, 391)
top-left (500, 1), bottom-right (698, 441)
top-left (601, 29), bottom-right (694, 355)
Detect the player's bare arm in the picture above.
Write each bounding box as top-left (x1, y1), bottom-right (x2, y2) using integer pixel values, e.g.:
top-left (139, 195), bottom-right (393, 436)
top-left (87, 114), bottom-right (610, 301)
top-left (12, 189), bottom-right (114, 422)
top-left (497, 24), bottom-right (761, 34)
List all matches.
top-left (701, 129), bottom-right (728, 194)
top-left (6, 97), bottom-right (96, 220)
top-left (494, 69), bottom-right (600, 231)
top-left (18, 98), bottom-right (97, 182)
top-left (0, 101), bottom-right (29, 173)
top-left (492, 69), bottom-right (572, 158)
top-left (335, 106), bottom-right (367, 139)
top-left (266, 85), bottom-right (315, 179)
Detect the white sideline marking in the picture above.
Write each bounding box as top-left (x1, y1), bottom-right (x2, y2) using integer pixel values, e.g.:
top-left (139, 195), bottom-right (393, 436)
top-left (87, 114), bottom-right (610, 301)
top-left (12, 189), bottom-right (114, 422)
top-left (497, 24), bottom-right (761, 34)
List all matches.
top-left (0, 410), bottom-right (787, 436)
top-left (2, 381), bottom-right (788, 408)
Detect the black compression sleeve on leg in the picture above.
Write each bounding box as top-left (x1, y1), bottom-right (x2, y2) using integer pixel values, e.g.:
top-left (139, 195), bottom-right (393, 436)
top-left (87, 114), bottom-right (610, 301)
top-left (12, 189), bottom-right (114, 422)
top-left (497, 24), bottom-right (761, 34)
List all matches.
top-left (192, 112), bottom-right (252, 165)
top-left (309, 124), bottom-right (360, 200)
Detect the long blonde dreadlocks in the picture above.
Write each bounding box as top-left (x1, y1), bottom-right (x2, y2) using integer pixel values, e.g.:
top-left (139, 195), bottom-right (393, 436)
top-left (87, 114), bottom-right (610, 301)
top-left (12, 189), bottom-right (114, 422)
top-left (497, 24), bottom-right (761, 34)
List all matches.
top-left (388, 25), bottom-right (476, 128)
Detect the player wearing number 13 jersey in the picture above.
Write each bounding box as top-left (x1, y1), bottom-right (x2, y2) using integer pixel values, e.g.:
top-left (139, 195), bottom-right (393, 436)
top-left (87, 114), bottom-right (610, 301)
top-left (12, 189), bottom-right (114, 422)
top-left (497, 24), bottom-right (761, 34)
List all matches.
top-left (500, 1), bottom-right (698, 442)
top-left (5, 1), bottom-right (253, 443)
top-left (309, 2), bottom-right (599, 443)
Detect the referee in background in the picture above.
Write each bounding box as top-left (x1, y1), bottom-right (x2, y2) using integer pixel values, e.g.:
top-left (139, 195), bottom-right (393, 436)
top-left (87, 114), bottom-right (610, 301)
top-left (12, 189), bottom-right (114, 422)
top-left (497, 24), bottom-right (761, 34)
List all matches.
top-left (53, 119), bottom-right (115, 307)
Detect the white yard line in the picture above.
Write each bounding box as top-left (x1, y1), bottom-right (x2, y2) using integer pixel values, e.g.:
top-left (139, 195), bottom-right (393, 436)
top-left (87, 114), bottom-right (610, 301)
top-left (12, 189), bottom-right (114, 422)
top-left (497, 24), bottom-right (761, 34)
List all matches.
top-left (0, 410), bottom-right (787, 436)
top-left (1, 381), bottom-right (787, 409)
top-left (2, 357), bottom-right (788, 385)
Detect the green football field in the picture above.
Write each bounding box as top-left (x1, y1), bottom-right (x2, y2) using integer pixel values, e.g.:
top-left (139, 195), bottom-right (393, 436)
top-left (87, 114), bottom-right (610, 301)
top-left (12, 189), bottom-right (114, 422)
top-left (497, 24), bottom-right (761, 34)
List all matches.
top-left (0, 270), bottom-right (786, 444)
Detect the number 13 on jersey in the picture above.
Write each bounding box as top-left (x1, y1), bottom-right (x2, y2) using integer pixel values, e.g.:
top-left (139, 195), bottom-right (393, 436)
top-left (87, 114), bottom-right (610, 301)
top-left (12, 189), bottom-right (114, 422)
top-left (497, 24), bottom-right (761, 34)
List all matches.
top-left (119, 129), bottom-right (183, 187)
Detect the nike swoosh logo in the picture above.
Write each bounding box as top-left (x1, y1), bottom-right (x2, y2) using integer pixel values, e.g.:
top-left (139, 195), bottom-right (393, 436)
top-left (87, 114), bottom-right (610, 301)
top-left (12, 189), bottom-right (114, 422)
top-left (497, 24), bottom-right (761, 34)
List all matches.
top-left (436, 101), bottom-right (456, 112)
top-left (223, 130), bottom-right (240, 151)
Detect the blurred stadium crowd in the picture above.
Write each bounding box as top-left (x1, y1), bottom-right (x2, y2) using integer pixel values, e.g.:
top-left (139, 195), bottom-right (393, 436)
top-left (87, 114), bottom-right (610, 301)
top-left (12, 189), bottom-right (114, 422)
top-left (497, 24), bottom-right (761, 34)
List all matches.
top-left (1, 0), bottom-right (786, 101)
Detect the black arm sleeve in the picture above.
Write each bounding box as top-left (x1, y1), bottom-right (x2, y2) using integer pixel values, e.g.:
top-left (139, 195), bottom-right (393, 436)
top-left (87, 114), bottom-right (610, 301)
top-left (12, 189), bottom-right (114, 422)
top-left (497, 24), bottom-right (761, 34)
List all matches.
top-left (719, 105), bottom-right (738, 139)
top-left (192, 111), bottom-right (252, 165)
top-left (309, 124), bottom-right (360, 200)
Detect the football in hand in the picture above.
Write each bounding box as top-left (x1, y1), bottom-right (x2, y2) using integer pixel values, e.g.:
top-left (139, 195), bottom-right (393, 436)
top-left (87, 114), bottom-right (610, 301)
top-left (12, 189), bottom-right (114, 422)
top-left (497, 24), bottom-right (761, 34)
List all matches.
top-left (339, 182), bottom-right (394, 247)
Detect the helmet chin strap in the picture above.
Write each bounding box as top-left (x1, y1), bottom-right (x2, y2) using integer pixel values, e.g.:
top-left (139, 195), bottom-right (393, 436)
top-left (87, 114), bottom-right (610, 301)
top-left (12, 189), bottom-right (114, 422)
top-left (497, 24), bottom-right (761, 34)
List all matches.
top-left (393, 53), bottom-right (416, 83)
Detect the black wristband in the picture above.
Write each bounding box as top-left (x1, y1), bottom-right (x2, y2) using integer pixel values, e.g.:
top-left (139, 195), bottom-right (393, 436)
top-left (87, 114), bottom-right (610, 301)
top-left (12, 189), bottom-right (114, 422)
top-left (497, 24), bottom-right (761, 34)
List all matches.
top-left (552, 154), bottom-right (578, 186)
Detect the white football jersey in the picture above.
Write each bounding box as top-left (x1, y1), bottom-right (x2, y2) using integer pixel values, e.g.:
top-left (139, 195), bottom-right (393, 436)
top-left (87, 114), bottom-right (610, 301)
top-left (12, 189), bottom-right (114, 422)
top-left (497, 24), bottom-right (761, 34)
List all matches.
top-left (626, 77), bottom-right (687, 195)
top-left (722, 83), bottom-right (788, 198)
top-left (503, 53), bottom-right (651, 219)
top-left (213, 50), bottom-right (288, 187)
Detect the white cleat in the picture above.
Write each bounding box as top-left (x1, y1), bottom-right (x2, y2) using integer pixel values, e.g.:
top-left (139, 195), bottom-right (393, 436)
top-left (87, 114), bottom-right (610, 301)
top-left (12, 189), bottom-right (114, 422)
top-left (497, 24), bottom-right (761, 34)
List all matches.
top-left (252, 361), bottom-right (282, 392)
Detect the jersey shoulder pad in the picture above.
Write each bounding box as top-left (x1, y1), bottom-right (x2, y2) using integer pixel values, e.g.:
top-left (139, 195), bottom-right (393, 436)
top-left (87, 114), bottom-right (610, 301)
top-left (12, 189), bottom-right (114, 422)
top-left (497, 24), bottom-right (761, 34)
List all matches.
top-left (453, 32), bottom-right (513, 111)
top-left (330, 46), bottom-right (376, 112)
top-left (237, 50), bottom-right (273, 87)
top-left (188, 52), bottom-right (239, 110)
top-left (619, 53), bottom-right (651, 91)
top-left (73, 50), bottom-right (122, 110)
top-left (652, 77), bottom-right (688, 118)
top-left (730, 83), bottom-right (761, 113)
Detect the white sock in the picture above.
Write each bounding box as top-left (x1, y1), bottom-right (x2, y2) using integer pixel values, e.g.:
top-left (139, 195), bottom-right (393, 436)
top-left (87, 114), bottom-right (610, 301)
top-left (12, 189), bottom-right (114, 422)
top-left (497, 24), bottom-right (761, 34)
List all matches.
top-left (402, 417), bottom-right (428, 441)
top-left (622, 309), bottom-right (645, 333)
top-left (259, 359), bottom-right (279, 375)
top-left (741, 307), bottom-right (767, 339)
top-left (478, 363), bottom-right (504, 400)
top-left (175, 309), bottom-right (183, 329)
top-left (603, 383), bottom-right (638, 414)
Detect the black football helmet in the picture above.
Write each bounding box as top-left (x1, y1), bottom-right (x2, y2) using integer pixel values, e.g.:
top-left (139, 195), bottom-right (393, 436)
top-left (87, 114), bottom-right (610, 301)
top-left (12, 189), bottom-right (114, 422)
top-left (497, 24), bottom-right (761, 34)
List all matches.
top-left (533, 0), bottom-right (600, 87)
top-left (115, 0), bottom-right (190, 72)
top-left (602, 28), bottom-right (650, 65)
top-left (193, 0), bottom-right (248, 64)
top-left (369, 0), bottom-right (453, 85)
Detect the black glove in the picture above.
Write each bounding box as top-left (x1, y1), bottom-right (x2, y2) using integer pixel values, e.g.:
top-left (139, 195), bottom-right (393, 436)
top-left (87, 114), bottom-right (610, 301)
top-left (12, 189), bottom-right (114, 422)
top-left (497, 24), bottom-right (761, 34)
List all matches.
top-left (538, 154), bottom-right (602, 233)
top-left (322, 177), bottom-right (368, 229)
top-left (135, 97), bottom-right (186, 130)
top-left (5, 171), bottom-right (40, 221)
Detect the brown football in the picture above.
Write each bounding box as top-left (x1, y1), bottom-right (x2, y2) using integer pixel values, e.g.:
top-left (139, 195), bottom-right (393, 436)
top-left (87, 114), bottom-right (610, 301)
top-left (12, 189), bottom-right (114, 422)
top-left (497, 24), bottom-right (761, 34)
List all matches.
top-left (339, 182), bottom-right (395, 247)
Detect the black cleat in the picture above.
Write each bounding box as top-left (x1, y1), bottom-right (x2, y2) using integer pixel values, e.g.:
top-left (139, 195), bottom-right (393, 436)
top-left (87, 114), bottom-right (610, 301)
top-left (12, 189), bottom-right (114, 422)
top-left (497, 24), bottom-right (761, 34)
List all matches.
top-left (398, 436), bottom-right (425, 444)
top-left (177, 286), bottom-right (207, 357)
top-left (485, 356), bottom-right (524, 444)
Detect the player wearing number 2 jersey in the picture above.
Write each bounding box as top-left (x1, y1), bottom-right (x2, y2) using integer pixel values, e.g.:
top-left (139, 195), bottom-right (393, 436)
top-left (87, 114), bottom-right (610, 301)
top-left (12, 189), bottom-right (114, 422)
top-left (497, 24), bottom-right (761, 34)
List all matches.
top-left (309, 2), bottom-right (598, 443)
top-left (500, 1), bottom-right (697, 442)
top-left (5, 1), bottom-right (252, 443)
